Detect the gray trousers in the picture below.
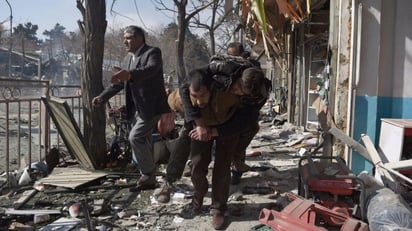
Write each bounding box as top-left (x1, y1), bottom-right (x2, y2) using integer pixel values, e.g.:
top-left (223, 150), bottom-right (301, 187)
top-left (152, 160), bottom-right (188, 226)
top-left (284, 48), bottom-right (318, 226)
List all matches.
top-left (128, 113), bottom-right (160, 175)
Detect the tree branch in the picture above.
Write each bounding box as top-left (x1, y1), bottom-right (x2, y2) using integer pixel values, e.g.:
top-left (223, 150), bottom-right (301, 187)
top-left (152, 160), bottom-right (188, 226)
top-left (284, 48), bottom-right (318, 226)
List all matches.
top-left (76, 0), bottom-right (85, 18)
top-left (185, 0), bottom-right (214, 24)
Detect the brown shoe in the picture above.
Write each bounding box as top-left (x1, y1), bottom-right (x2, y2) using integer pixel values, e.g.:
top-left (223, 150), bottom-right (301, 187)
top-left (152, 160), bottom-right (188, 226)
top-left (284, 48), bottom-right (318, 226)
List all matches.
top-left (212, 212), bottom-right (226, 230)
top-left (156, 181), bottom-right (172, 203)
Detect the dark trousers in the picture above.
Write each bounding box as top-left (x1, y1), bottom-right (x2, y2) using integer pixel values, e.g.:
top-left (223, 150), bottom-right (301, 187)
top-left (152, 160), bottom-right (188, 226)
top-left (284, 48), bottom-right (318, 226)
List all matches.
top-left (190, 134), bottom-right (238, 213)
top-left (232, 122), bottom-right (259, 166)
top-left (165, 122), bottom-right (192, 181)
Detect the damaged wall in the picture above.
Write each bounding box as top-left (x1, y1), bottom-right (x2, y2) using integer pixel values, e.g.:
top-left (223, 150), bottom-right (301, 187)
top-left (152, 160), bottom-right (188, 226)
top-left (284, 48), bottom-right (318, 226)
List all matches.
top-left (342, 0), bottom-right (412, 173)
top-left (329, 0), bottom-right (352, 160)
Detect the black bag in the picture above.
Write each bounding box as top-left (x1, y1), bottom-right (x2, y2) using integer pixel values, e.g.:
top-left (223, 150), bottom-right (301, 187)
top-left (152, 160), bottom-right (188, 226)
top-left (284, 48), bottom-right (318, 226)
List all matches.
top-left (207, 55), bottom-right (257, 91)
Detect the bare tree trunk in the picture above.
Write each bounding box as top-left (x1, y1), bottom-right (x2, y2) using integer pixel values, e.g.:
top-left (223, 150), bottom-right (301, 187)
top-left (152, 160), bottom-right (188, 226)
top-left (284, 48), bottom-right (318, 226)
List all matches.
top-left (209, 30), bottom-right (216, 56)
top-left (157, 0), bottom-right (214, 84)
top-left (77, 0), bottom-right (107, 167)
top-left (208, 1), bottom-right (218, 56)
top-left (175, 0), bottom-right (188, 85)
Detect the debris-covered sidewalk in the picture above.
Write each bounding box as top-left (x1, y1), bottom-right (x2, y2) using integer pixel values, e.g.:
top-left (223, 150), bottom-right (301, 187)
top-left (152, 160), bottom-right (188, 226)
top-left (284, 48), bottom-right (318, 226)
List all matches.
top-left (0, 116), bottom-right (321, 230)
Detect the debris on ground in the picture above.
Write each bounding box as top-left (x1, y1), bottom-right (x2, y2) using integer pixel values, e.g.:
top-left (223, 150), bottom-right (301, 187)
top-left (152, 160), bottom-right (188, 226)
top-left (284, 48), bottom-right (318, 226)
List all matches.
top-left (1, 111), bottom-right (411, 230)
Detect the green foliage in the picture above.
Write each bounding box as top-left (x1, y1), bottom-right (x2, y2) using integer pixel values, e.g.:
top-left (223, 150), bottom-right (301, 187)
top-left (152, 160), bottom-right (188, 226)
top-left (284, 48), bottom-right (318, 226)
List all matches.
top-left (43, 23), bottom-right (66, 41)
top-left (13, 22), bottom-right (39, 42)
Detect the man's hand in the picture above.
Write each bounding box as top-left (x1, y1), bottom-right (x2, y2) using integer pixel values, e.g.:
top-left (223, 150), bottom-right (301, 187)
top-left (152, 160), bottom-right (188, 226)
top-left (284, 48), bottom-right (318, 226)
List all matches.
top-left (189, 125), bottom-right (212, 141)
top-left (92, 96), bottom-right (103, 107)
top-left (111, 66), bottom-right (130, 83)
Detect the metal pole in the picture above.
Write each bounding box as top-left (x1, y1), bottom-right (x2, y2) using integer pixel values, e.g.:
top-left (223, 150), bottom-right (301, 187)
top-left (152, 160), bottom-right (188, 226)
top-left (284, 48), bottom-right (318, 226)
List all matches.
top-left (5, 0), bottom-right (12, 78)
top-left (38, 53), bottom-right (42, 78)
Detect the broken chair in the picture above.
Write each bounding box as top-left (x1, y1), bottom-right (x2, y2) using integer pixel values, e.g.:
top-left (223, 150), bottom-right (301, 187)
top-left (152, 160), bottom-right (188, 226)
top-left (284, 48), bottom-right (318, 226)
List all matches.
top-left (298, 155), bottom-right (366, 225)
top-left (259, 192), bottom-right (369, 231)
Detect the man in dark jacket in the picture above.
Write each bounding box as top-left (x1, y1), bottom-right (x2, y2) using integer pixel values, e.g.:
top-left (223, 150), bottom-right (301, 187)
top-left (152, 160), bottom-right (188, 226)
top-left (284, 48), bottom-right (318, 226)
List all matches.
top-left (92, 25), bottom-right (170, 190)
top-left (180, 64), bottom-right (270, 230)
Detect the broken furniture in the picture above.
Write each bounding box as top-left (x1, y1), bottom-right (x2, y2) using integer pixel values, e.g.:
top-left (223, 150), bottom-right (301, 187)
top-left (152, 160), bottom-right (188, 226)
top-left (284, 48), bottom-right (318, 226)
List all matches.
top-left (379, 119), bottom-right (412, 163)
top-left (259, 192), bottom-right (368, 231)
top-left (361, 133), bottom-right (412, 193)
top-left (376, 119), bottom-right (412, 189)
top-left (298, 155), bottom-right (366, 224)
top-left (329, 127), bottom-right (412, 230)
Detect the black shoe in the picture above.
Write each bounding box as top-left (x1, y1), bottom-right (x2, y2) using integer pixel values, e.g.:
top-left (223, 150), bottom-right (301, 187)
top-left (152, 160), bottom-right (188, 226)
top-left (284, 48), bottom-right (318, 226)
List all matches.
top-left (130, 174), bottom-right (157, 192)
top-left (231, 170), bottom-right (242, 185)
top-left (232, 160), bottom-right (251, 172)
top-left (180, 200), bottom-right (202, 219)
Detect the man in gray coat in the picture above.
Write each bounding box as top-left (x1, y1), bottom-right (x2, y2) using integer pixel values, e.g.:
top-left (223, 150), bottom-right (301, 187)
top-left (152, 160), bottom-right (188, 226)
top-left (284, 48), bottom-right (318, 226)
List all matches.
top-left (92, 25), bottom-right (170, 190)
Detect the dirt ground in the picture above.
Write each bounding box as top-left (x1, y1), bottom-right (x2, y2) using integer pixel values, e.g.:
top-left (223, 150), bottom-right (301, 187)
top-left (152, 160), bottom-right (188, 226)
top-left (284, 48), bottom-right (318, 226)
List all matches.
top-left (0, 118), bottom-right (319, 231)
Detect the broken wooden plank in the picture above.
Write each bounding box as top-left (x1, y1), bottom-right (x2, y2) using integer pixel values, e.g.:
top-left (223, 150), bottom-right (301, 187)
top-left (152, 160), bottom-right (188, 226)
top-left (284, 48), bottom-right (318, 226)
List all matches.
top-left (13, 189), bottom-right (37, 209)
top-left (43, 182), bottom-right (137, 193)
top-left (360, 134), bottom-right (395, 183)
top-left (383, 159), bottom-right (412, 171)
top-left (38, 167), bottom-right (108, 189)
top-left (361, 134), bottom-right (412, 186)
top-left (328, 127), bottom-right (372, 161)
top-left (360, 134), bottom-right (383, 166)
top-left (5, 208), bottom-right (61, 215)
top-left (379, 164), bottom-right (412, 186)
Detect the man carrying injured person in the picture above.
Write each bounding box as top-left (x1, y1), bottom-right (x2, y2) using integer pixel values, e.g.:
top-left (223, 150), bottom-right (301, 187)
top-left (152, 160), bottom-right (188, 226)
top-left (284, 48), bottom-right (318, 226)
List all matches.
top-left (177, 63), bottom-right (270, 230)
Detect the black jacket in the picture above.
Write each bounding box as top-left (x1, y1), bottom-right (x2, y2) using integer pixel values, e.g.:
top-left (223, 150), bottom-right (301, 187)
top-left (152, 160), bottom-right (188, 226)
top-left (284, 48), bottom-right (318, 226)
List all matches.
top-left (99, 44), bottom-right (170, 120)
top-left (179, 57), bottom-right (271, 136)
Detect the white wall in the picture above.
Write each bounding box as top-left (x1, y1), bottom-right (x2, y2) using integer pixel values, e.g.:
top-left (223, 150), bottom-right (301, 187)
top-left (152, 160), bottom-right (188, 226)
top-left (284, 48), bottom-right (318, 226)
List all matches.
top-left (357, 0), bottom-right (381, 97)
top-left (392, 0), bottom-right (412, 98)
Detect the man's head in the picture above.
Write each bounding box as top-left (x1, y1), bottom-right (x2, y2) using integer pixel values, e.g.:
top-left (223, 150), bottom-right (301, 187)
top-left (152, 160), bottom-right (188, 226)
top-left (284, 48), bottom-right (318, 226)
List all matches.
top-left (227, 42), bottom-right (245, 57)
top-left (188, 68), bottom-right (212, 109)
top-left (123, 25), bottom-right (145, 53)
top-left (230, 67), bottom-right (266, 97)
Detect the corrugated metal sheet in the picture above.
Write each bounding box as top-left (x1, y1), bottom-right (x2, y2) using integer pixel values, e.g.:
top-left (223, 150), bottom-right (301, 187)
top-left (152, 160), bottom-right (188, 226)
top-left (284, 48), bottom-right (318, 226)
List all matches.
top-left (39, 167), bottom-right (108, 189)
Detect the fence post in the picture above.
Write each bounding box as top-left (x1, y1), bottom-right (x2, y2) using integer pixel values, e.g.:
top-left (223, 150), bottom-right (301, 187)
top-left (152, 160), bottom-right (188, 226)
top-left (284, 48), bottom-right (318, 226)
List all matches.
top-left (40, 81), bottom-right (51, 154)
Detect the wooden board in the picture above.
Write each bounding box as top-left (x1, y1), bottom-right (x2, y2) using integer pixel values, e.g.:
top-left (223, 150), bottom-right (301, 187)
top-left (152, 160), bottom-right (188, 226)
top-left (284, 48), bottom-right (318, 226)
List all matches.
top-left (38, 167), bottom-right (108, 189)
